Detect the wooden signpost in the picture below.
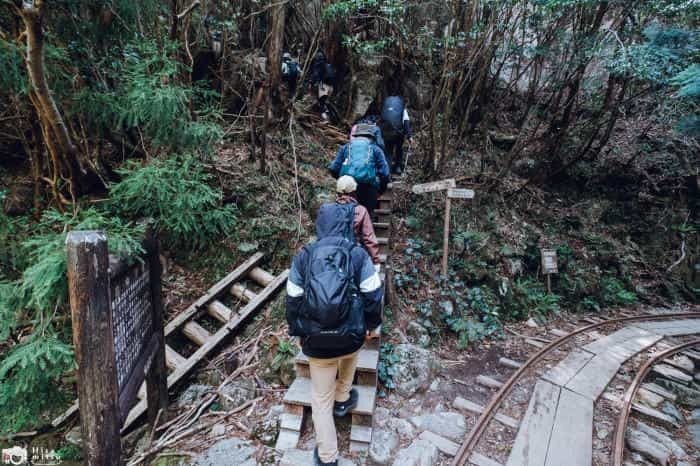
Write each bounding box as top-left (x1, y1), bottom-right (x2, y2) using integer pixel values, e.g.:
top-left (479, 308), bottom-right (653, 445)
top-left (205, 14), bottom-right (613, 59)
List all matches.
top-left (411, 180), bottom-right (475, 276)
top-left (66, 231), bottom-right (167, 466)
top-left (541, 248), bottom-right (558, 293)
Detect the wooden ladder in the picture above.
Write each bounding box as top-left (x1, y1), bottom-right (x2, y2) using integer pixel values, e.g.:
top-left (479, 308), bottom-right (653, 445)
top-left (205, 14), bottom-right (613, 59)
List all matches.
top-left (52, 254), bottom-right (289, 432)
top-left (276, 183), bottom-right (396, 453)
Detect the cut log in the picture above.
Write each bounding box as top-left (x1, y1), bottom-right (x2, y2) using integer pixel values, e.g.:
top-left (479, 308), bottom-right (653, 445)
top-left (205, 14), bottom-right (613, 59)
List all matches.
top-left (207, 300), bottom-right (233, 323)
top-left (165, 345), bottom-right (187, 370)
top-left (248, 267), bottom-right (275, 287)
top-left (182, 321), bottom-right (212, 346)
top-left (230, 283), bottom-right (258, 302)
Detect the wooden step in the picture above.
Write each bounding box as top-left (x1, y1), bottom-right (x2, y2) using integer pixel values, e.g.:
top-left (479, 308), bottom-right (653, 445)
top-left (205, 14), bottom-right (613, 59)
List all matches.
top-left (182, 321), bottom-right (212, 346)
top-left (295, 348), bottom-right (378, 384)
top-left (165, 345), bottom-right (187, 370)
top-left (248, 267), bottom-right (274, 287)
top-left (207, 300), bottom-right (233, 323)
top-left (374, 208), bottom-right (391, 215)
top-left (373, 222), bottom-right (390, 230)
top-left (376, 237), bottom-right (389, 245)
top-left (283, 377), bottom-right (376, 416)
top-left (378, 192), bottom-right (393, 202)
top-left (350, 424), bottom-right (372, 452)
top-left (230, 283), bottom-right (257, 302)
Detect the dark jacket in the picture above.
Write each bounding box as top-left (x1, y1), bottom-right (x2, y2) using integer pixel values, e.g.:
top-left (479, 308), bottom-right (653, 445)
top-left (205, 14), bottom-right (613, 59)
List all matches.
top-left (286, 216), bottom-right (383, 359)
top-left (328, 140), bottom-right (391, 190)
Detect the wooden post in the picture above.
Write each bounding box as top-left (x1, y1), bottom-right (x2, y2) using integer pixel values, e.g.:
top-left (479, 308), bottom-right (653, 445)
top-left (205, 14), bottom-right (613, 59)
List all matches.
top-left (66, 231), bottom-right (121, 466)
top-left (442, 196), bottom-right (451, 277)
top-left (144, 234), bottom-right (168, 427)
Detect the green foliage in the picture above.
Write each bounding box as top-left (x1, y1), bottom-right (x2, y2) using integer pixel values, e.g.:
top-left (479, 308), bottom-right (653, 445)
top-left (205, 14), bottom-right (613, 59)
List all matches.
top-left (0, 40), bottom-right (26, 95)
top-left (74, 40), bottom-right (223, 153)
top-left (501, 279), bottom-right (560, 321)
top-left (110, 156), bottom-right (236, 250)
top-left (441, 286), bottom-right (501, 348)
top-left (0, 335), bottom-right (75, 433)
top-left (377, 343), bottom-right (399, 390)
top-left (599, 276), bottom-right (637, 306)
top-left (0, 208), bottom-right (144, 433)
top-left (55, 444), bottom-right (83, 461)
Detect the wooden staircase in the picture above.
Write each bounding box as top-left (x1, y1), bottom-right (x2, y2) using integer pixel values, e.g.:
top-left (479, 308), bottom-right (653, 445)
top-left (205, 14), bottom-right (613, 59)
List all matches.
top-left (276, 183), bottom-right (396, 453)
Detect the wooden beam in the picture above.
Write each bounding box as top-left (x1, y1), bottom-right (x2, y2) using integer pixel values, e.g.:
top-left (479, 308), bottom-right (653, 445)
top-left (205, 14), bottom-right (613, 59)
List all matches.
top-left (248, 267), bottom-right (275, 287)
top-left (231, 283), bottom-right (257, 302)
top-left (164, 253), bottom-right (264, 335)
top-left (182, 321), bottom-right (212, 346)
top-left (66, 231), bottom-right (121, 466)
top-left (207, 300), bottom-right (233, 323)
top-left (165, 345), bottom-right (187, 370)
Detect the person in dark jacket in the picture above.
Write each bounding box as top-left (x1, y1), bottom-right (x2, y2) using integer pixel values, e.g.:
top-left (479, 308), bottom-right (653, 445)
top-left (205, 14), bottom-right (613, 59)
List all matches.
top-left (281, 52), bottom-right (300, 93)
top-left (328, 126), bottom-right (390, 217)
top-left (308, 51), bottom-right (336, 120)
top-left (350, 115), bottom-right (385, 150)
top-left (335, 175), bottom-right (382, 268)
top-left (286, 208), bottom-right (383, 466)
top-left (381, 95), bottom-right (413, 175)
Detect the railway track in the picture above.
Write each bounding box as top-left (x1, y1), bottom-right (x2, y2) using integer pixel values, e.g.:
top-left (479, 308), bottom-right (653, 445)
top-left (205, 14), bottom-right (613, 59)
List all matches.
top-left (452, 308), bottom-right (700, 466)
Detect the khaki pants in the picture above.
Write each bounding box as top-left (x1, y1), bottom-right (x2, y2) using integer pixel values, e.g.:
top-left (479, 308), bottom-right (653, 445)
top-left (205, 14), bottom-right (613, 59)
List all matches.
top-left (307, 351), bottom-right (359, 463)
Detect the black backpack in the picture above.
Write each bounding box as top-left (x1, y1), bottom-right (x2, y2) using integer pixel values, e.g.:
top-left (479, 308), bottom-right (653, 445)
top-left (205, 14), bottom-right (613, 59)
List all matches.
top-left (381, 96), bottom-right (405, 141)
top-left (297, 204), bottom-right (366, 348)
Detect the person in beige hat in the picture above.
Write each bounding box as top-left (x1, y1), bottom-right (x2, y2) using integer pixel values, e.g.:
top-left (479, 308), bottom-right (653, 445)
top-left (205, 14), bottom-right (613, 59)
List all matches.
top-left (334, 176), bottom-right (381, 271)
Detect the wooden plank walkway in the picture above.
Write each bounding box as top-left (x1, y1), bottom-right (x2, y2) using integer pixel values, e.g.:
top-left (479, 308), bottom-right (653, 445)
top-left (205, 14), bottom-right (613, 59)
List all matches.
top-left (544, 389), bottom-right (593, 466)
top-left (506, 380), bottom-right (560, 466)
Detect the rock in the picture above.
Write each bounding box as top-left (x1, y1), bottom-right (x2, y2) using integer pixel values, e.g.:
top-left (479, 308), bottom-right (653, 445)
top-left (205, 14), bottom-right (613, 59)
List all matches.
top-left (632, 421), bottom-right (688, 459)
top-left (253, 404), bottom-right (283, 446)
top-left (209, 424), bottom-right (226, 438)
top-left (636, 387), bottom-right (665, 408)
top-left (626, 428), bottom-right (672, 466)
top-left (508, 259), bottom-right (524, 277)
top-left (689, 423), bottom-right (700, 448)
top-left (375, 407), bottom-right (391, 427)
top-left (632, 403), bottom-right (680, 429)
top-left (219, 379), bottom-right (257, 410)
top-left (409, 411), bottom-right (466, 443)
top-left (123, 424), bottom-right (150, 458)
top-left (350, 71), bottom-right (380, 121)
top-left (429, 379), bottom-right (440, 392)
top-left (194, 438), bottom-right (256, 466)
top-left (369, 429), bottom-right (399, 465)
top-left (392, 344), bottom-right (441, 398)
top-left (525, 317), bottom-right (538, 328)
top-left (418, 431), bottom-right (459, 456)
top-left (406, 322), bottom-right (431, 347)
top-left (386, 418), bottom-right (416, 441)
top-left (660, 401), bottom-right (684, 424)
top-left (689, 408), bottom-right (700, 424)
top-left (391, 438), bottom-right (439, 466)
top-left (65, 426), bottom-right (83, 448)
top-left (177, 384), bottom-right (213, 407)
top-left (596, 427), bottom-right (609, 440)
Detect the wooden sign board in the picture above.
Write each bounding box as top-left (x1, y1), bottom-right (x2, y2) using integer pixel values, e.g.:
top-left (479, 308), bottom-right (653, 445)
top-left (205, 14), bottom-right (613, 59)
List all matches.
top-left (447, 188), bottom-right (475, 200)
top-left (66, 231), bottom-right (167, 466)
top-left (412, 178), bottom-right (456, 194)
top-left (541, 249), bottom-right (558, 274)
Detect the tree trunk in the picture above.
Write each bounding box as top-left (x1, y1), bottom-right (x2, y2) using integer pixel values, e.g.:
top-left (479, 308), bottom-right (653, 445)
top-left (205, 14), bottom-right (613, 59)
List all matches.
top-left (267, 0), bottom-right (287, 110)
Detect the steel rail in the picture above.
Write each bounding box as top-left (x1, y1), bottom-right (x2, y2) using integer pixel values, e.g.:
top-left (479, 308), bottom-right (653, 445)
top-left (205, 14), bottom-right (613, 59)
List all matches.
top-left (452, 311), bottom-right (700, 466)
top-left (611, 338), bottom-right (700, 466)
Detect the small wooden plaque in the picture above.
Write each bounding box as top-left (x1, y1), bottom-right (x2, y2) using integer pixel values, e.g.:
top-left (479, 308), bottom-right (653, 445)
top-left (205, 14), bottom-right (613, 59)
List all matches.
top-left (541, 249), bottom-right (558, 274)
top-left (412, 178), bottom-right (456, 194)
top-left (447, 188), bottom-right (475, 199)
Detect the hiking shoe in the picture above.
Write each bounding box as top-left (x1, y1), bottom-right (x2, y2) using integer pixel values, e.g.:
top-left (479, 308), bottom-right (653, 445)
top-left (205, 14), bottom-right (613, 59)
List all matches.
top-left (333, 388), bottom-right (358, 417)
top-left (314, 447), bottom-right (338, 466)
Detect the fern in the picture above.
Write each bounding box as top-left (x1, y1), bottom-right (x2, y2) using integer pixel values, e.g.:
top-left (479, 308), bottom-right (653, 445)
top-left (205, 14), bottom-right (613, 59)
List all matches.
top-left (0, 334), bottom-right (75, 433)
top-left (109, 155), bottom-right (237, 250)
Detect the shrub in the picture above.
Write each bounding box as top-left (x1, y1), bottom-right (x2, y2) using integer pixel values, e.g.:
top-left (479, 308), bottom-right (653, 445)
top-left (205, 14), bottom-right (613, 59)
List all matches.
top-left (599, 276), bottom-right (637, 306)
top-left (110, 156), bottom-right (237, 250)
top-left (502, 279), bottom-right (560, 321)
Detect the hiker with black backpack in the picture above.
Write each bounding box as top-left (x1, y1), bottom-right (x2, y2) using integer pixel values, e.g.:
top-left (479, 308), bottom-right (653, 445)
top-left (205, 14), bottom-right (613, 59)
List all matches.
top-left (380, 95), bottom-right (413, 175)
top-left (328, 125), bottom-right (390, 217)
top-left (281, 52), bottom-right (300, 93)
top-left (286, 196), bottom-right (383, 466)
top-left (308, 50), bottom-right (337, 121)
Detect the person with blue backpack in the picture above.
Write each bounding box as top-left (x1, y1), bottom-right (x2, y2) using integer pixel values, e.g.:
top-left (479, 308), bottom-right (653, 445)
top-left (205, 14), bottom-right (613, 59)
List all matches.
top-left (380, 95), bottom-right (413, 175)
top-left (328, 125), bottom-right (390, 216)
top-left (286, 188), bottom-right (384, 466)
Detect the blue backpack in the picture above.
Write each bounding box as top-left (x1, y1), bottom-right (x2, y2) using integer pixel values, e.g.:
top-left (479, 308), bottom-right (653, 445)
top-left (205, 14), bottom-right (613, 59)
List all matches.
top-left (339, 138), bottom-right (377, 185)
